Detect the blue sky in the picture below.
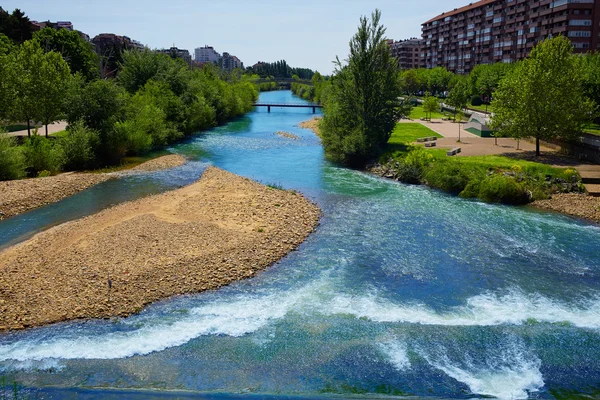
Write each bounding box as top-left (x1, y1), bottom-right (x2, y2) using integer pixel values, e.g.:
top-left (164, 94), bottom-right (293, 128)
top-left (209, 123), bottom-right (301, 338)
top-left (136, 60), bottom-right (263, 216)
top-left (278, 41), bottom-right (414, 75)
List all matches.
top-left (3, 0), bottom-right (468, 74)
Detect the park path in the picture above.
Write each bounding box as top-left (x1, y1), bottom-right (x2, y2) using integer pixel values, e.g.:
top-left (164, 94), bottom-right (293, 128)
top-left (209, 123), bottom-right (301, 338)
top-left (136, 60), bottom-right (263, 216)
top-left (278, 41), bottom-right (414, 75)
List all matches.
top-left (6, 121), bottom-right (68, 137)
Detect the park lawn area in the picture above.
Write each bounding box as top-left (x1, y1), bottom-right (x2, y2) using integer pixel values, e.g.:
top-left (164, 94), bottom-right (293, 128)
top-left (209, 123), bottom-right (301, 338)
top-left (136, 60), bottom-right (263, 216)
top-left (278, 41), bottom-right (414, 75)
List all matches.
top-left (584, 123), bottom-right (600, 136)
top-left (409, 105), bottom-right (445, 121)
top-left (388, 123), bottom-right (442, 145)
top-left (467, 103), bottom-right (493, 114)
top-left (50, 130), bottom-right (68, 138)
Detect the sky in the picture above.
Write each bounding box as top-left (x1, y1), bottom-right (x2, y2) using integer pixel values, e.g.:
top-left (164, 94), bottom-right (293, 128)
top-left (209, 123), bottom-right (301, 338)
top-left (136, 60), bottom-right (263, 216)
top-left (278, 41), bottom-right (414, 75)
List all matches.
top-left (3, 0), bottom-right (471, 75)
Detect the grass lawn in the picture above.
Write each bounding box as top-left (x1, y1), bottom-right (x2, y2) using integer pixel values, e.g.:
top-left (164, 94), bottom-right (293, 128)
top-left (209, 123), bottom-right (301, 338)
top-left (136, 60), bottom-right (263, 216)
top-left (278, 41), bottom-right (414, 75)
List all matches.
top-left (584, 123), bottom-right (600, 136)
top-left (3, 123), bottom-right (42, 132)
top-left (50, 130), bottom-right (68, 138)
top-left (467, 103), bottom-right (493, 114)
top-left (409, 105), bottom-right (445, 121)
top-left (388, 123), bottom-right (442, 144)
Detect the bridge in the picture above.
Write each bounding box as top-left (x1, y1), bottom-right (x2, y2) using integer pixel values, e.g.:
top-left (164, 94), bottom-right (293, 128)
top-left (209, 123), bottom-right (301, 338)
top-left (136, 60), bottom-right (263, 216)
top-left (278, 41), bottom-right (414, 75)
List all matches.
top-left (253, 102), bottom-right (323, 114)
top-left (254, 78), bottom-right (313, 86)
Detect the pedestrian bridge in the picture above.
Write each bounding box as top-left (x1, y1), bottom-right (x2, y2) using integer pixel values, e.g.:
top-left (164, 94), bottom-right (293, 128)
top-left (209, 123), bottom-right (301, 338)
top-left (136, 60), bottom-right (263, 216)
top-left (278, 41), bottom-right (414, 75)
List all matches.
top-left (253, 102), bottom-right (323, 114)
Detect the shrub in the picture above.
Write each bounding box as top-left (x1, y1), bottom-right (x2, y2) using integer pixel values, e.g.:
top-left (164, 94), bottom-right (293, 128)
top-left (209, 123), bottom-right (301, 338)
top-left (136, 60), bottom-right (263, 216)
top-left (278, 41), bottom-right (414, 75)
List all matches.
top-left (424, 160), bottom-right (480, 194)
top-left (474, 174), bottom-right (530, 205)
top-left (471, 95), bottom-right (483, 106)
top-left (22, 134), bottom-right (64, 176)
top-left (0, 133), bottom-right (26, 181)
top-left (60, 121), bottom-right (100, 171)
top-left (395, 148), bottom-right (435, 184)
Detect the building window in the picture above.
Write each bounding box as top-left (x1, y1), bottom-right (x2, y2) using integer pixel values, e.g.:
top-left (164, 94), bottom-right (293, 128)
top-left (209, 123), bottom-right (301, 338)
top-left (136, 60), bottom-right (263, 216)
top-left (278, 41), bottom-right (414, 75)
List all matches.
top-left (568, 30), bottom-right (591, 37)
top-left (569, 19), bottom-right (592, 26)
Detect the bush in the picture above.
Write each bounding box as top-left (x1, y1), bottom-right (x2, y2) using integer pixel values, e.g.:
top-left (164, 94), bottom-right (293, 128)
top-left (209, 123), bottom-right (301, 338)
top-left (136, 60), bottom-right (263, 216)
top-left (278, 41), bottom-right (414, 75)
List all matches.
top-left (22, 134), bottom-right (64, 176)
top-left (60, 122), bottom-right (100, 171)
top-left (424, 160), bottom-right (480, 194)
top-left (0, 133), bottom-right (26, 181)
top-left (471, 95), bottom-right (483, 106)
top-left (471, 174), bottom-right (530, 205)
top-left (395, 148), bottom-right (434, 184)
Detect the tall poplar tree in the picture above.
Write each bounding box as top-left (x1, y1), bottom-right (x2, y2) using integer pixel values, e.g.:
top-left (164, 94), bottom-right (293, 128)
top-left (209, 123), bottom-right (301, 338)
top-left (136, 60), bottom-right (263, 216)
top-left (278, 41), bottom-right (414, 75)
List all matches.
top-left (320, 9), bottom-right (401, 166)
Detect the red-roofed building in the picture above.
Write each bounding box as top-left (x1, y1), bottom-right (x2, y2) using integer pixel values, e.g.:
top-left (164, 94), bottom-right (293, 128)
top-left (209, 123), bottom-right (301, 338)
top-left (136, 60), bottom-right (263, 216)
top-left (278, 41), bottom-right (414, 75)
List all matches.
top-left (421, 0), bottom-right (600, 73)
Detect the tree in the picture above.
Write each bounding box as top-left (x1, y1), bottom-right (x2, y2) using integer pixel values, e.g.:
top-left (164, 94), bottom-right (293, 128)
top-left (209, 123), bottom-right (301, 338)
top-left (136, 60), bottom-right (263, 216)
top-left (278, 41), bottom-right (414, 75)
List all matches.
top-left (6, 40), bottom-right (44, 136)
top-left (0, 34), bottom-right (15, 121)
top-left (0, 8), bottom-right (33, 44)
top-left (446, 77), bottom-right (470, 121)
top-left (320, 9), bottom-right (401, 166)
top-left (422, 94), bottom-right (439, 121)
top-left (490, 36), bottom-right (596, 156)
top-left (427, 67), bottom-right (454, 95)
top-left (33, 28), bottom-right (99, 81)
top-left (34, 50), bottom-right (71, 137)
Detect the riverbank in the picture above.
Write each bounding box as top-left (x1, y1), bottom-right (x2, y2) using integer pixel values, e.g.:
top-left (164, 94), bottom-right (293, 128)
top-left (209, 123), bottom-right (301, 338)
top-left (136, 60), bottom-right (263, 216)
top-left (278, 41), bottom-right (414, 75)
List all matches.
top-left (0, 154), bottom-right (187, 221)
top-left (532, 193), bottom-right (600, 224)
top-left (299, 117), bottom-right (321, 138)
top-left (0, 167), bottom-right (320, 331)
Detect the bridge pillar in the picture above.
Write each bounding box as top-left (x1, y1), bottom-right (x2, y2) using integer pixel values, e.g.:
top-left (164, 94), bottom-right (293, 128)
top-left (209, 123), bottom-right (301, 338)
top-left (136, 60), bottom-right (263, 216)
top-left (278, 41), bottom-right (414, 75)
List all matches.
top-left (268, 106), bottom-right (271, 113)
top-left (312, 107), bottom-right (316, 114)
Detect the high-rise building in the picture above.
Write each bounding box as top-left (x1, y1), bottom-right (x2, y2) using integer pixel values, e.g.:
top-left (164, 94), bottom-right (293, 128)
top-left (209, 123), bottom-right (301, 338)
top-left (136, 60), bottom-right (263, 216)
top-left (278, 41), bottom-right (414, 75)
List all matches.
top-left (158, 47), bottom-right (192, 65)
top-left (194, 46), bottom-right (221, 64)
top-left (421, 0), bottom-right (600, 73)
top-left (390, 38), bottom-right (425, 70)
top-left (220, 52), bottom-right (243, 70)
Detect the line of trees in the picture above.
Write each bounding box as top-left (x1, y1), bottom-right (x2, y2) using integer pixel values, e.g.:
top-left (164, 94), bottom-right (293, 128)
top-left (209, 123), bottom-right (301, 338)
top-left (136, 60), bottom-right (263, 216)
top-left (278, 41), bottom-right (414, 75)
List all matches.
top-left (246, 60), bottom-right (315, 80)
top-left (0, 29), bottom-right (258, 180)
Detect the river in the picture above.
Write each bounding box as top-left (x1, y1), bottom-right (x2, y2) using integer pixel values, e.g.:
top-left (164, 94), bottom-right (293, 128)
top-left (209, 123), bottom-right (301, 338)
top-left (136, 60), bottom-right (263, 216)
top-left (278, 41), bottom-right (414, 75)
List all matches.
top-left (1, 91), bottom-right (600, 399)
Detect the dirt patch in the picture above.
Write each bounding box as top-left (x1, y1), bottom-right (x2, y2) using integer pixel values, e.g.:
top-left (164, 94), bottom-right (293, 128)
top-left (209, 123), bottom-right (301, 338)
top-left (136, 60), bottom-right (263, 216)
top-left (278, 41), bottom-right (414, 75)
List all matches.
top-left (275, 131), bottom-right (300, 140)
top-left (532, 193), bottom-right (600, 224)
top-left (299, 117), bottom-right (321, 138)
top-left (0, 167), bottom-right (320, 331)
top-left (0, 173), bottom-right (113, 221)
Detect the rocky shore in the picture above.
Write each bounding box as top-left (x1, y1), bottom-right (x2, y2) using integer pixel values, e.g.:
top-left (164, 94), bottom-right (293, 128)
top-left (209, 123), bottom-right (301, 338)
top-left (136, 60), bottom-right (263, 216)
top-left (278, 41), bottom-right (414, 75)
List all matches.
top-left (532, 193), bottom-right (600, 224)
top-left (0, 167), bottom-right (320, 331)
top-left (0, 154), bottom-right (187, 221)
top-left (0, 173), bottom-right (113, 221)
top-left (298, 117), bottom-right (321, 138)
top-left (275, 131), bottom-right (300, 140)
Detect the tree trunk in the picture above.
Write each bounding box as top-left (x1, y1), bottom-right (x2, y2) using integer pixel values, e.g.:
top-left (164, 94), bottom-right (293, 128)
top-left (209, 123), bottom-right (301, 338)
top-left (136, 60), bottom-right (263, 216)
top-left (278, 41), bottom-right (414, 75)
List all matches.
top-left (27, 120), bottom-right (31, 137)
top-left (45, 124), bottom-right (48, 138)
top-left (536, 137), bottom-right (540, 156)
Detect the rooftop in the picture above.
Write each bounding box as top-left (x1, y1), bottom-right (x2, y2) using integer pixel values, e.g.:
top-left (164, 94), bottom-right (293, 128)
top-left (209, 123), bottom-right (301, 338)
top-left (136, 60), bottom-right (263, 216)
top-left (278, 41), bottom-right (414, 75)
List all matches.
top-left (423, 0), bottom-right (498, 25)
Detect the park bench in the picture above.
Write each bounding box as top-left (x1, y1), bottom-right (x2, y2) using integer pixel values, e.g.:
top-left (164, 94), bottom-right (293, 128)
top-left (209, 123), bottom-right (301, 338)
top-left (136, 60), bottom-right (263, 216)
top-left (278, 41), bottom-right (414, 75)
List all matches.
top-left (446, 147), bottom-right (462, 156)
top-left (416, 136), bottom-right (438, 142)
top-left (424, 142), bottom-right (437, 147)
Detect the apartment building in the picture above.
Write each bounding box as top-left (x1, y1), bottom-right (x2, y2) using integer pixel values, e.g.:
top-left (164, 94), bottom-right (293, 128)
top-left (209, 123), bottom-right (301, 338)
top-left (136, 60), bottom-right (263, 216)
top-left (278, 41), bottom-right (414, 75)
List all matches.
top-left (220, 52), bottom-right (243, 70)
top-left (421, 0), bottom-right (600, 73)
top-left (158, 47), bottom-right (192, 65)
top-left (195, 45), bottom-right (221, 64)
top-left (390, 38), bottom-right (425, 69)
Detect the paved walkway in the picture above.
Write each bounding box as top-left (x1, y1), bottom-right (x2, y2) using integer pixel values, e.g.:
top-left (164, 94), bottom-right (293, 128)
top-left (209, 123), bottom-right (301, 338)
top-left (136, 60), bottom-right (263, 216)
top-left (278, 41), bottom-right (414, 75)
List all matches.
top-left (6, 121), bottom-right (68, 137)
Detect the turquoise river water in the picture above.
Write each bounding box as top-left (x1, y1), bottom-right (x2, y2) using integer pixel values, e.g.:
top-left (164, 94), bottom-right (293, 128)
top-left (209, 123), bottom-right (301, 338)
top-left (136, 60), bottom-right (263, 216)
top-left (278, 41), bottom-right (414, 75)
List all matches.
top-left (1, 91), bottom-right (600, 399)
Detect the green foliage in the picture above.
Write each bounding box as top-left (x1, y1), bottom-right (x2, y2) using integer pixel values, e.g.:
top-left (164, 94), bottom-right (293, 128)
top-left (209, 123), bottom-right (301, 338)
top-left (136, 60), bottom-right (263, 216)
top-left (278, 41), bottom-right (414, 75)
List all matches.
top-left (0, 33), bottom-right (14, 56)
top-left (321, 9), bottom-right (401, 166)
top-left (380, 125), bottom-right (581, 205)
top-left (424, 159), bottom-right (478, 194)
top-left (22, 134), bottom-right (64, 176)
top-left (446, 77), bottom-right (470, 119)
top-left (421, 94), bottom-right (439, 121)
top-left (0, 132), bottom-right (26, 180)
top-left (33, 28), bottom-right (99, 81)
top-left (463, 174), bottom-right (530, 205)
top-left (490, 36), bottom-right (596, 156)
top-left (60, 121), bottom-right (100, 170)
top-left (0, 7), bottom-right (33, 44)
top-left (247, 60), bottom-right (315, 80)
top-left (471, 95), bottom-right (483, 106)
top-left (33, 50), bottom-right (71, 136)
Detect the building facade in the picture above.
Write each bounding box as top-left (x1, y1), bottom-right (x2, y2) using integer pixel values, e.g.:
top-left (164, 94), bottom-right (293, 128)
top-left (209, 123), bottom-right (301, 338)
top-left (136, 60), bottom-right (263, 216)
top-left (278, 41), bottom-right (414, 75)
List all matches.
top-left (158, 47), bottom-right (192, 65)
top-left (220, 52), bottom-right (243, 70)
top-left (390, 38), bottom-right (425, 70)
top-left (421, 0), bottom-right (600, 73)
top-left (194, 46), bottom-right (221, 64)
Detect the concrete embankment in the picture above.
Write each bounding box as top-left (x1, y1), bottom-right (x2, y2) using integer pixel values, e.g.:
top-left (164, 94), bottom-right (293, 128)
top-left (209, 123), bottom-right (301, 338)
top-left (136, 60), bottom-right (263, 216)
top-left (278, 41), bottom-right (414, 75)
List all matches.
top-left (0, 167), bottom-right (320, 331)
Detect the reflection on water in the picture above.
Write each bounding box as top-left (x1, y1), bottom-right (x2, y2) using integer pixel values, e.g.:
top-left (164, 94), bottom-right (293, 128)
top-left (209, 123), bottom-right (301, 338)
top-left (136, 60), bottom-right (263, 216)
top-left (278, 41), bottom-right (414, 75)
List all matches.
top-left (1, 91), bottom-right (600, 399)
